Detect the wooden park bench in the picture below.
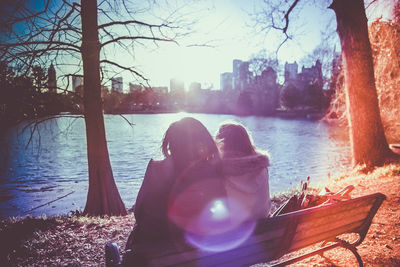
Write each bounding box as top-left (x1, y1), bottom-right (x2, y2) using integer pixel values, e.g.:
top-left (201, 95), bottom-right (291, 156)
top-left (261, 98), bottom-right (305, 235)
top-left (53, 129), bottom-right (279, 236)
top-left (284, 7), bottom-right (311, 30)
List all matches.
top-left (105, 192), bottom-right (385, 267)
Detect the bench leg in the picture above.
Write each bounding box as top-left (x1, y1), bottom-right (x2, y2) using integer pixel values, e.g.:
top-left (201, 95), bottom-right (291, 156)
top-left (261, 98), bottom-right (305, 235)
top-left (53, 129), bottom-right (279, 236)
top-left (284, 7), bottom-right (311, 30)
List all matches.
top-left (271, 243), bottom-right (341, 266)
top-left (271, 240), bottom-right (363, 267)
top-left (336, 239), bottom-right (363, 267)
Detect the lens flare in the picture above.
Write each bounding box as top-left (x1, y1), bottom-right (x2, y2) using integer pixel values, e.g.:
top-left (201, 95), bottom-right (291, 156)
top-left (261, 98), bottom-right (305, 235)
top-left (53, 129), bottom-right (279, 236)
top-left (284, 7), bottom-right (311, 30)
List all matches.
top-left (185, 199), bottom-right (255, 252)
top-left (168, 177), bottom-right (257, 252)
top-left (169, 194), bottom-right (256, 252)
top-left (209, 199), bottom-right (229, 220)
top-left (185, 217), bottom-right (256, 252)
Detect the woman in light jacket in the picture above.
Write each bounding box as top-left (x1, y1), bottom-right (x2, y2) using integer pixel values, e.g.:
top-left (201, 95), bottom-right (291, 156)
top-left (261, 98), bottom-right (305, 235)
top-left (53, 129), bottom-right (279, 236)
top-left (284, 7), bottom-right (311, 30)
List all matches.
top-left (216, 122), bottom-right (271, 221)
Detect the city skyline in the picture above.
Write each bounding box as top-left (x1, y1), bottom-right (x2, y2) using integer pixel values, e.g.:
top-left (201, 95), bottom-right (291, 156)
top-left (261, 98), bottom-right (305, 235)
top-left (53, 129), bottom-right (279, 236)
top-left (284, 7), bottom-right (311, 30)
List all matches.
top-left (114, 0), bottom-right (337, 90)
top-left (5, 1), bottom-right (393, 93)
top-left (44, 0), bottom-right (339, 93)
top-left (106, 0), bottom-right (393, 90)
top-left (70, 57), bottom-right (322, 94)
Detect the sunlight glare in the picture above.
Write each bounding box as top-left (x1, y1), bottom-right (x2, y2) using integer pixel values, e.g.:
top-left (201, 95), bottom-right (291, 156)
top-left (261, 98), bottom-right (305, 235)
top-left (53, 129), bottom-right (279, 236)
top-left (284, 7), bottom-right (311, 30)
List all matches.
top-left (209, 199), bottom-right (229, 220)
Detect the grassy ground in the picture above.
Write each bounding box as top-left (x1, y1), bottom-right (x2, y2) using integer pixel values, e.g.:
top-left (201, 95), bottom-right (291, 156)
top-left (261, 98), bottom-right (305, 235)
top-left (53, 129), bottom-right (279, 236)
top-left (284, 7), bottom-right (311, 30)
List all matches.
top-left (1, 164), bottom-right (399, 266)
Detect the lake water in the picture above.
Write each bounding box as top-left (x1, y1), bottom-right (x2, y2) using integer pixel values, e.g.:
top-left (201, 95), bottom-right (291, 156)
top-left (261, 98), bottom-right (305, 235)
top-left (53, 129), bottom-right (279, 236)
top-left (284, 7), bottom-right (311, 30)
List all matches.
top-left (0, 113), bottom-right (351, 218)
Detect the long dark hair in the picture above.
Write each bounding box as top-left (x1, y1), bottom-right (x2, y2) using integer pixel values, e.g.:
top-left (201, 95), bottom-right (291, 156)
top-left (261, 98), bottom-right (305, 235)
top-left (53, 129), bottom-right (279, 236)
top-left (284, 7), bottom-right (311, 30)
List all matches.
top-left (162, 117), bottom-right (219, 174)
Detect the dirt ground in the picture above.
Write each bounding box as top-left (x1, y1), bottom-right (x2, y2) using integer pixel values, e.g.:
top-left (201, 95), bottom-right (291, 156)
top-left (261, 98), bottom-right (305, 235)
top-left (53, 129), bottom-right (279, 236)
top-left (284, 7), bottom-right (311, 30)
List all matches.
top-left (0, 164), bottom-right (399, 266)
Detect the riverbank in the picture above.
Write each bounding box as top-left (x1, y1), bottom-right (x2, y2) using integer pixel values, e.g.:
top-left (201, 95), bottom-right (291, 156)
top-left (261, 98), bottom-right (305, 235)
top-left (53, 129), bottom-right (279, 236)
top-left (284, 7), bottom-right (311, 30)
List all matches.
top-left (1, 163), bottom-right (399, 266)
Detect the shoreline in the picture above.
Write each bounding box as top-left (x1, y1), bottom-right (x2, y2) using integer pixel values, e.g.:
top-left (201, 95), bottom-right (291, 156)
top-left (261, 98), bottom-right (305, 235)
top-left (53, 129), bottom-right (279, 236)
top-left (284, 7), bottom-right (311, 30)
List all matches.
top-left (1, 163), bottom-right (399, 266)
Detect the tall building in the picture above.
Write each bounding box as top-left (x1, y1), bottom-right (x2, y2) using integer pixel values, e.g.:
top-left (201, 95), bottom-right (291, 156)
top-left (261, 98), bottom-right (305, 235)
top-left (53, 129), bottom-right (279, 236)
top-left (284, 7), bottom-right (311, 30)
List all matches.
top-left (111, 77), bottom-right (123, 92)
top-left (220, 72), bottom-right (233, 91)
top-left (254, 67), bottom-right (277, 90)
top-left (170, 78), bottom-right (185, 107)
top-left (152, 86), bottom-right (168, 94)
top-left (300, 60), bottom-right (323, 82)
top-left (284, 60), bottom-right (323, 91)
top-left (232, 59), bottom-right (243, 90)
top-left (71, 75), bottom-right (84, 95)
top-left (170, 78), bottom-right (184, 93)
top-left (129, 82), bottom-right (143, 93)
top-left (239, 61), bottom-right (251, 84)
top-left (284, 61), bottom-right (298, 82)
top-left (232, 59), bottom-right (252, 91)
top-left (188, 82), bottom-right (201, 92)
top-left (48, 63), bottom-right (57, 93)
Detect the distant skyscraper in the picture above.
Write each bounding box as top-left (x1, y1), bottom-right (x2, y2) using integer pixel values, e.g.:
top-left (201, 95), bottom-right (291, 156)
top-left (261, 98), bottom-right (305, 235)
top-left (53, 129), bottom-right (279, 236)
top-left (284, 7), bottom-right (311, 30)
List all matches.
top-left (189, 82), bottom-right (201, 91)
top-left (233, 59), bottom-right (242, 76)
top-left (72, 75), bottom-right (84, 92)
top-left (129, 82), bottom-right (143, 93)
top-left (170, 78), bottom-right (184, 92)
top-left (152, 86), bottom-right (168, 94)
top-left (220, 72), bottom-right (233, 91)
top-left (111, 77), bottom-right (123, 92)
top-left (239, 61), bottom-right (251, 83)
top-left (232, 59), bottom-right (251, 91)
top-left (284, 61), bottom-right (298, 82)
top-left (300, 60), bottom-right (323, 82)
top-left (48, 63), bottom-right (56, 93)
top-left (261, 67), bottom-right (277, 88)
top-left (232, 59), bottom-right (242, 90)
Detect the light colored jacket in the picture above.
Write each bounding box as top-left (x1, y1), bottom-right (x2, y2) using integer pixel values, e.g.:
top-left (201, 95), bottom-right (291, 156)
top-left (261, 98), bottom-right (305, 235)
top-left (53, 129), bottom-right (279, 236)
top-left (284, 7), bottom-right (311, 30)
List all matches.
top-left (221, 153), bottom-right (271, 221)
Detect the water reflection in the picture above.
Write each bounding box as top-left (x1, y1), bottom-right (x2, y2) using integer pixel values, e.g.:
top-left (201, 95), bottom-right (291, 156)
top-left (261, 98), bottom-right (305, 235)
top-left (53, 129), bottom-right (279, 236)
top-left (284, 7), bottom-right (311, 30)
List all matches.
top-left (0, 113), bottom-right (351, 217)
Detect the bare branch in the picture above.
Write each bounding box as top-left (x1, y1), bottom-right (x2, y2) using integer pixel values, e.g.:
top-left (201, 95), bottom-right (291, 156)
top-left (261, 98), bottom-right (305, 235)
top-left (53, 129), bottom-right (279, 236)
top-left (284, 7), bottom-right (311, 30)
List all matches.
top-left (1, 40), bottom-right (80, 51)
top-left (283, 0), bottom-right (301, 34)
top-left (119, 114), bottom-right (135, 127)
top-left (186, 43), bottom-right (216, 48)
top-left (276, 35), bottom-right (291, 53)
top-left (98, 19), bottom-right (172, 30)
top-left (101, 36), bottom-right (177, 48)
top-left (100, 59), bottom-right (148, 82)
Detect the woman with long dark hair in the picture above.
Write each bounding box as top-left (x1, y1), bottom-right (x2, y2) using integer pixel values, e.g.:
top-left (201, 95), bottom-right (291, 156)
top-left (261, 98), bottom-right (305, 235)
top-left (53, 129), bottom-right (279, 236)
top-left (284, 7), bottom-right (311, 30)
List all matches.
top-left (127, 117), bottom-right (224, 250)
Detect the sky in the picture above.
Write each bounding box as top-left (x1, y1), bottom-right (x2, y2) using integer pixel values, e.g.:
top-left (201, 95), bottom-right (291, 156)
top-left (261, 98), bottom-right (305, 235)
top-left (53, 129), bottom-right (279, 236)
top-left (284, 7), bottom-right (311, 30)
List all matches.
top-left (127, 0), bottom-right (395, 91)
top-left (126, 0), bottom-right (337, 90)
top-left (3, 0), bottom-right (395, 92)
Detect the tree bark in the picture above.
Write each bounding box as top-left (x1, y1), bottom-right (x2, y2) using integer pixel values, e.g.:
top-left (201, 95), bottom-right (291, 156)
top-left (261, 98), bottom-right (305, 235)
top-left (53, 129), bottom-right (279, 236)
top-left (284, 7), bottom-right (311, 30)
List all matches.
top-left (81, 0), bottom-right (126, 215)
top-left (329, 0), bottom-right (395, 168)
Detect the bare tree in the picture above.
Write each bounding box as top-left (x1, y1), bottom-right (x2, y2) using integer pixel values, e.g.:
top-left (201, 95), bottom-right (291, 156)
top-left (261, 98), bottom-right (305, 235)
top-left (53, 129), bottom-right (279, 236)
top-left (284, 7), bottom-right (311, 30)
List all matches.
top-left (249, 49), bottom-right (281, 77)
top-left (0, 0), bottom-right (191, 215)
top-left (253, 0), bottom-right (399, 169)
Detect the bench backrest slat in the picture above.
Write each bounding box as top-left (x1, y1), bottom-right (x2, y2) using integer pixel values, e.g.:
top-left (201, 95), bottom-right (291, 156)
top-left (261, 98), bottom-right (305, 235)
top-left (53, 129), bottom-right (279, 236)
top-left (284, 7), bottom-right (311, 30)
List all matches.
top-left (289, 219), bottom-right (364, 252)
top-left (289, 205), bottom-right (373, 250)
top-left (295, 204), bottom-right (372, 232)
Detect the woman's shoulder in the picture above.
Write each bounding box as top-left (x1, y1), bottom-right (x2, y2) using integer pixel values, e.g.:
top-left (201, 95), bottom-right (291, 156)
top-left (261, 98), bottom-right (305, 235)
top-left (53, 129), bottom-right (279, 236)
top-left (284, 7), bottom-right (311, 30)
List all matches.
top-left (222, 152), bottom-right (269, 169)
top-left (254, 150), bottom-right (270, 165)
top-left (148, 157), bottom-right (169, 165)
top-left (147, 157), bottom-right (174, 172)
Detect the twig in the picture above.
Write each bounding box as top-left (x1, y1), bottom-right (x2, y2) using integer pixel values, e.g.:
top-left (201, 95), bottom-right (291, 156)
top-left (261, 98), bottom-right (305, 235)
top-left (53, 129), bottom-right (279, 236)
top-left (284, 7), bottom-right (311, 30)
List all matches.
top-left (119, 114), bottom-right (135, 127)
top-left (23, 191), bottom-right (75, 214)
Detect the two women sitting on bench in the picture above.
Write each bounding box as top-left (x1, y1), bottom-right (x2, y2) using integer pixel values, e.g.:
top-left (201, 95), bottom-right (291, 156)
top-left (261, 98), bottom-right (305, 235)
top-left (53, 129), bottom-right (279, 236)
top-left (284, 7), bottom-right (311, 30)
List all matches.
top-left (126, 117), bottom-right (271, 259)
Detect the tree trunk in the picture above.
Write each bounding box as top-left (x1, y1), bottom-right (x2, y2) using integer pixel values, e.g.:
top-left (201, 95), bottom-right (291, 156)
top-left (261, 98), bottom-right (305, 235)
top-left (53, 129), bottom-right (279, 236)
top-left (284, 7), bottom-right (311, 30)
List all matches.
top-left (81, 0), bottom-right (126, 215)
top-left (329, 0), bottom-right (395, 168)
